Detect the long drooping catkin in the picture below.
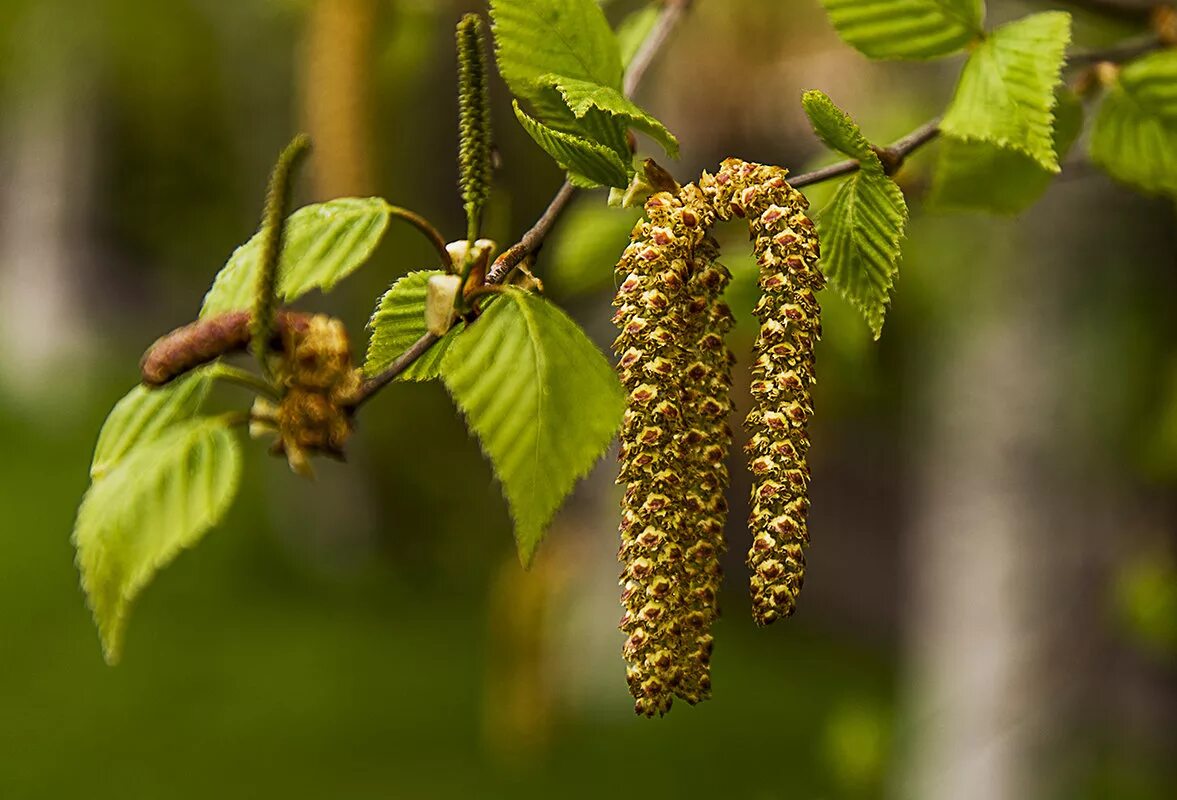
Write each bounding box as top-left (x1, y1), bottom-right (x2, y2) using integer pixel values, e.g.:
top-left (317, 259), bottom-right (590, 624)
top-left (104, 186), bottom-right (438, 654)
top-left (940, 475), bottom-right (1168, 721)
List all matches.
top-left (701, 158), bottom-right (824, 626)
top-left (613, 188), bottom-right (717, 717)
top-left (676, 220), bottom-right (734, 704)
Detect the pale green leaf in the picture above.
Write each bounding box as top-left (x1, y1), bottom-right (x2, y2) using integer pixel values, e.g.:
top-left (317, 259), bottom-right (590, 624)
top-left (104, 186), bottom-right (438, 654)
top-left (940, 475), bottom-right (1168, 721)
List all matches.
top-left (91, 366), bottom-right (222, 479)
top-left (364, 270), bottom-right (463, 381)
top-left (513, 101), bottom-right (630, 188)
top-left (201, 197), bottom-right (393, 317)
top-left (801, 89), bottom-right (878, 167)
top-left (820, 0), bottom-right (984, 60)
top-left (941, 12), bottom-right (1072, 172)
top-left (440, 289), bottom-right (625, 565)
top-left (75, 416), bottom-right (242, 664)
top-left (617, 4), bottom-right (659, 68)
top-left (817, 170), bottom-right (909, 339)
top-left (539, 74), bottom-right (679, 158)
top-left (932, 89), bottom-right (1083, 213)
top-left (1090, 49), bottom-right (1177, 198)
top-left (490, 0), bottom-right (623, 110)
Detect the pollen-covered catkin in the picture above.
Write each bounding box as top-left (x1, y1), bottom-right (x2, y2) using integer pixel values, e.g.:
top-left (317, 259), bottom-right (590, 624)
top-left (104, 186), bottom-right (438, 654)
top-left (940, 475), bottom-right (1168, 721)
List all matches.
top-left (676, 220), bottom-right (734, 703)
top-left (701, 158), bottom-right (824, 626)
top-left (613, 188), bottom-right (718, 717)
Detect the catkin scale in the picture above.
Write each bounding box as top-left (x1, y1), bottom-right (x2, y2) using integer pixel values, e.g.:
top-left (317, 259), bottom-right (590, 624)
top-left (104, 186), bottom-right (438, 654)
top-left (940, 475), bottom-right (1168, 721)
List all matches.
top-left (701, 158), bottom-right (824, 626)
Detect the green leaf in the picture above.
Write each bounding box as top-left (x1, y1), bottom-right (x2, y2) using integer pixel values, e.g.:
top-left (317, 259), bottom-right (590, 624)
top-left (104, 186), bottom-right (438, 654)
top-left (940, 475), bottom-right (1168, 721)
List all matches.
top-left (75, 415), bottom-right (242, 664)
top-left (941, 12), bottom-right (1072, 172)
top-left (932, 89), bottom-right (1083, 213)
top-left (1090, 50), bottom-right (1177, 198)
top-left (490, 0), bottom-right (623, 110)
top-left (513, 101), bottom-right (630, 188)
top-left (616, 4), bottom-right (659, 68)
top-left (91, 366), bottom-right (221, 479)
top-left (817, 170), bottom-right (909, 339)
top-left (801, 89), bottom-right (876, 163)
top-left (364, 270), bottom-right (463, 382)
top-left (440, 289), bottom-right (625, 565)
top-left (539, 74), bottom-right (679, 158)
top-left (819, 0), bottom-right (984, 60)
top-left (201, 197), bottom-right (393, 317)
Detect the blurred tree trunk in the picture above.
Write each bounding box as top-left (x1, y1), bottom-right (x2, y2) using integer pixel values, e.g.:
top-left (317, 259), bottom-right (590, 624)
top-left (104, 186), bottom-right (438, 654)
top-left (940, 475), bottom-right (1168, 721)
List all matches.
top-left (0, 1), bottom-right (96, 400)
top-left (898, 213), bottom-right (1079, 800)
top-left (300, 0), bottom-right (377, 200)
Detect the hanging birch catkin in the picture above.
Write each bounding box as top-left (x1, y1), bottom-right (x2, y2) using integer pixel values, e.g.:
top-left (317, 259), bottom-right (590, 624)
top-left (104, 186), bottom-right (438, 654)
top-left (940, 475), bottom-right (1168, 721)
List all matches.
top-left (701, 158), bottom-right (824, 626)
top-left (613, 186), bottom-right (719, 717)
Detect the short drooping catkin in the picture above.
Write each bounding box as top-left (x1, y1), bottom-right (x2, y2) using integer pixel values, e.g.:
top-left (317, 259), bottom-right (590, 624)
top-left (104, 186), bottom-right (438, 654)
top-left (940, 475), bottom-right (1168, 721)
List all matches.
top-left (675, 219), bottom-right (734, 704)
top-left (701, 158), bottom-right (824, 626)
top-left (613, 188), bottom-right (717, 717)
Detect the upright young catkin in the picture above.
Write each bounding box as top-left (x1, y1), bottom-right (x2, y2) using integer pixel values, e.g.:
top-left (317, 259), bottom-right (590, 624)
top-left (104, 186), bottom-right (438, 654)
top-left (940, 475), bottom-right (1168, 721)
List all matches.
top-left (701, 158), bottom-right (824, 626)
top-left (613, 187), bottom-right (720, 716)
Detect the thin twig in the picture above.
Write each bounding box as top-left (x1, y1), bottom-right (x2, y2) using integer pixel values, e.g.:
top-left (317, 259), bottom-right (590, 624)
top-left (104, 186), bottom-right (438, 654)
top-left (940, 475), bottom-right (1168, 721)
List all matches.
top-left (354, 1), bottom-right (693, 406)
top-left (790, 35), bottom-right (1169, 191)
top-left (791, 119), bottom-right (941, 188)
top-left (483, 181), bottom-right (577, 284)
top-left (352, 332), bottom-right (440, 406)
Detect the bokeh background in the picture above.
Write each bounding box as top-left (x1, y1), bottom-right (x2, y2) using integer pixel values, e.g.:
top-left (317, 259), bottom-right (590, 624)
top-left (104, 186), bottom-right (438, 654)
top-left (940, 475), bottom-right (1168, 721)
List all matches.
top-left (1, 0), bottom-right (1175, 797)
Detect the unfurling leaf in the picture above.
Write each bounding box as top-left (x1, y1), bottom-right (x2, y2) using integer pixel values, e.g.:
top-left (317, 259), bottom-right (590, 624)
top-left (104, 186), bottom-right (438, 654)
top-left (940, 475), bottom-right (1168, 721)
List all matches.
top-left (819, 0), bottom-right (984, 60)
top-left (1090, 49), bottom-right (1177, 198)
top-left (365, 270), bottom-right (464, 382)
top-left (75, 415), bottom-right (242, 664)
top-left (801, 89), bottom-right (876, 163)
top-left (941, 11), bottom-right (1072, 172)
top-left (802, 91), bottom-right (908, 339)
top-left (513, 101), bottom-right (630, 188)
top-left (202, 197), bottom-right (393, 317)
top-left (440, 289), bottom-right (625, 566)
top-left (932, 89), bottom-right (1083, 213)
top-left (539, 74), bottom-right (679, 158)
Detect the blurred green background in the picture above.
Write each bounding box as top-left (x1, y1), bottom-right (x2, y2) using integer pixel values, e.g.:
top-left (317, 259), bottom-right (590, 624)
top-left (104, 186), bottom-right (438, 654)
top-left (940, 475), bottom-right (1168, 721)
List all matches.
top-left (1, 0), bottom-right (1175, 797)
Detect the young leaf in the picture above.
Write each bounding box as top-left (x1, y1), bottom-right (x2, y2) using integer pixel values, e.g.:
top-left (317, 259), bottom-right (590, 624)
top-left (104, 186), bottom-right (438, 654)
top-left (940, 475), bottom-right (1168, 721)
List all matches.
top-left (75, 415), bottom-right (243, 664)
top-left (802, 92), bottom-right (908, 338)
top-left (539, 74), bottom-right (679, 158)
top-left (440, 288), bottom-right (625, 566)
top-left (819, 0), bottom-right (984, 60)
top-left (490, 0), bottom-right (623, 111)
top-left (90, 366), bottom-right (221, 479)
top-left (513, 101), bottom-right (630, 188)
top-left (941, 11), bottom-right (1072, 172)
top-left (932, 89), bottom-right (1083, 213)
top-left (201, 197), bottom-right (393, 317)
top-left (801, 89), bottom-right (875, 162)
top-left (616, 4), bottom-right (660, 68)
top-left (365, 270), bottom-right (464, 382)
top-left (1090, 50), bottom-right (1177, 198)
